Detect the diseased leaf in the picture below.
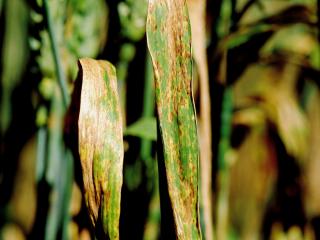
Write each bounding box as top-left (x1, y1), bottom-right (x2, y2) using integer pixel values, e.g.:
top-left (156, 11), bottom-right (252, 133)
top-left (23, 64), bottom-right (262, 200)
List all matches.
top-left (124, 117), bottom-right (157, 141)
top-left (77, 58), bottom-right (123, 240)
top-left (146, 1), bottom-right (201, 239)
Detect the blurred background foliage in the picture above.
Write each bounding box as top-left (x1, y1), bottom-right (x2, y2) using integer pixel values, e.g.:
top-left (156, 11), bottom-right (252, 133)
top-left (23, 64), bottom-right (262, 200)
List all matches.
top-left (0, 0), bottom-right (319, 239)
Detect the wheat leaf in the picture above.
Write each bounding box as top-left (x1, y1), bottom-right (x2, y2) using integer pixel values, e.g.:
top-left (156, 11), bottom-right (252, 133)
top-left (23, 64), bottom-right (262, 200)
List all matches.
top-left (146, 1), bottom-right (202, 239)
top-left (77, 58), bottom-right (123, 240)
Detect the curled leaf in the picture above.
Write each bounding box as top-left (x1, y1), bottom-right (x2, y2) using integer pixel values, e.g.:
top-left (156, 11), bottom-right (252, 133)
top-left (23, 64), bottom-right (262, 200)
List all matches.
top-left (77, 58), bottom-right (123, 239)
top-left (146, 0), bottom-right (201, 239)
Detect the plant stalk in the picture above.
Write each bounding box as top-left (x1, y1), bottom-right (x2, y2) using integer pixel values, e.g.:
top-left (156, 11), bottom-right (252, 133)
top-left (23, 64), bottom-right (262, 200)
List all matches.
top-left (43, 0), bottom-right (70, 107)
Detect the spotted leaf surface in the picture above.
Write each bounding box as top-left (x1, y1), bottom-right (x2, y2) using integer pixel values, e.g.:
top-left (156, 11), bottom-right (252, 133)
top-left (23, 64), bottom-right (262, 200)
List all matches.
top-left (77, 58), bottom-right (123, 240)
top-left (146, 1), bottom-right (201, 239)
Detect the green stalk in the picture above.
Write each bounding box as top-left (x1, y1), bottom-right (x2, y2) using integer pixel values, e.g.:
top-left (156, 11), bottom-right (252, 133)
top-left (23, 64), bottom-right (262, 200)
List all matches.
top-left (216, 86), bottom-right (233, 240)
top-left (43, 0), bottom-right (70, 108)
top-left (36, 126), bottom-right (48, 182)
top-left (143, 180), bottom-right (160, 240)
top-left (42, 2), bottom-right (73, 239)
top-left (141, 53), bottom-right (154, 120)
top-left (117, 43), bottom-right (136, 127)
top-left (218, 87), bottom-right (233, 171)
top-left (61, 150), bottom-right (74, 240)
top-left (44, 92), bottom-right (65, 240)
top-left (216, 0), bottom-right (235, 236)
top-left (141, 53), bottom-right (155, 165)
top-left (142, 53), bottom-right (160, 240)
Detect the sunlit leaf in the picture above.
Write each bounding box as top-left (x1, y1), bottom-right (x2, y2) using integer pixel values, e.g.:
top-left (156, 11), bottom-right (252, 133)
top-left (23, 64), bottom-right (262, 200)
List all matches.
top-left (254, 5), bottom-right (316, 26)
top-left (76, 58), bottom-right (123, 239)
top-left (310, 43), bottom-right (320, 70)
top-left (240, 3), bottom-right (316, 27)
top-left (124, 117), bottom-right (157, 141)
top-left (233, 63), bottom-right (309, 161)
top-left (261, 24), bottom-right (317, 56)
top-left (229, 126), bottom-right (277, 239)
top-left (1, 224), bottom-right (26, 240)
top-left (304, 90), bottom-right (320, 218)
top-left (146, 0), bottom-right (202, 238)
top-left (7, 137), bottom-right (37, 234)
top-left (264, 63), bottom-right (308, 161)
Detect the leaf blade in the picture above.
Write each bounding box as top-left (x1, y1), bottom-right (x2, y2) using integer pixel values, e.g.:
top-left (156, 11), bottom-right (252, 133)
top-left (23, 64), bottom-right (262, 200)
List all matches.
top-left (124, 117), bottom-right (157, 141)
top-left (146, 1), bottom-right (202, 239)
top-left (77, 58), bottom-right (123, 240)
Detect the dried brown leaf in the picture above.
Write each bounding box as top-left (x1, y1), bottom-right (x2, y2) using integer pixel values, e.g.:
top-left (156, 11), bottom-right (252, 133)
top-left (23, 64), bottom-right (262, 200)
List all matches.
top-left (77, 58), bottom-right (123, 239)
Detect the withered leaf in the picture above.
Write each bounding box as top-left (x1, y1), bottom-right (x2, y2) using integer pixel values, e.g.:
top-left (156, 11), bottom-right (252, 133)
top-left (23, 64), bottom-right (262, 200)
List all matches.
top-left (77, 58), bottom-right (123, 240)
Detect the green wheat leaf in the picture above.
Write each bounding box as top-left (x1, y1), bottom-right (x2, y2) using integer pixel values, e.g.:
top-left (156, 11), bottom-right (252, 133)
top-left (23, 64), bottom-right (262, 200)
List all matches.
top-left (146, 1), bottom-right (202, 239)
top-left (124, 117), bottom-right (157, 141)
